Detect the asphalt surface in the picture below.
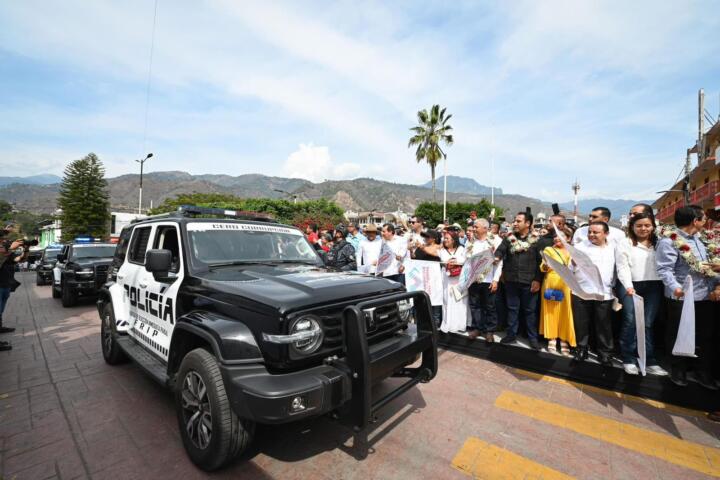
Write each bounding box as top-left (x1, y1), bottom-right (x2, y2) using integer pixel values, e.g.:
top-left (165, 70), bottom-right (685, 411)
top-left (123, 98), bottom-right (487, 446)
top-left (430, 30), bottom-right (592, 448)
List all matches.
top-left (2, 272), bottom-right (720, 479)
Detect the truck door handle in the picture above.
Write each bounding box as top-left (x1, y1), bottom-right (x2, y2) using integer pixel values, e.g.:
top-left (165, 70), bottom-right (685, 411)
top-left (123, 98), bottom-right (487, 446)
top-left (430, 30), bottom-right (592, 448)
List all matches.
top-left (117, 275), bottom-right (125, 280)
top-left (138, 282), bottom-right (147, 289)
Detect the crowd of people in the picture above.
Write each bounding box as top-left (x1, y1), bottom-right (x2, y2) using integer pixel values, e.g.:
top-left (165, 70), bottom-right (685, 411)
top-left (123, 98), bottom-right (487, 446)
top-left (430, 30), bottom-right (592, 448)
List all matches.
top-left (305, 204), bottom-right (720, 388)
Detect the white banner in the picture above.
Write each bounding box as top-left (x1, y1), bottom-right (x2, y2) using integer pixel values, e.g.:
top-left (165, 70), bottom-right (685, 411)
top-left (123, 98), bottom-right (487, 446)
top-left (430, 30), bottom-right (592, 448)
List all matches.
top-left (632, 295), bottom-right (646, 375)
top-left (375, 241), bottom-right (394, 275)
top-left (450, 250), bottom-right (494, 301)
top-left (541, 251), bottom-right (605, 301)
top-left (404, 260), bottom-right (444, 306)
top-left (672, 276), bottom-right (696, 357)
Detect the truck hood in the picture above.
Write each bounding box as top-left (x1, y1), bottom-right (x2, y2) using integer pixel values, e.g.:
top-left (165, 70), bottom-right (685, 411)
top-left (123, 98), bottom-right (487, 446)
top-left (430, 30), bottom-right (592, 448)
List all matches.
top-left (194, 264), bottom-right (404, 313)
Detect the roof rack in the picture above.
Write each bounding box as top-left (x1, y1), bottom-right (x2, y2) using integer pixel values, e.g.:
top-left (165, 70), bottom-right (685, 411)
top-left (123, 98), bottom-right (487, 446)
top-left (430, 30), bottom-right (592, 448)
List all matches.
top-left (130, 206), bottom-right (276, 223)
top-left (177, 205), bottom-right (275, 222)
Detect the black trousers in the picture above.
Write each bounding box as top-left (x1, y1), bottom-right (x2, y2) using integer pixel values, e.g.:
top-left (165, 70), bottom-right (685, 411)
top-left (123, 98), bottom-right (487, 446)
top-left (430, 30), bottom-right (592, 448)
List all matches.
top-left (665, 299), bottom-right (715, 374)
top-left (571, 295), bottom-right (614, 359)
top-left (468, 283), bottom-right (497, 333)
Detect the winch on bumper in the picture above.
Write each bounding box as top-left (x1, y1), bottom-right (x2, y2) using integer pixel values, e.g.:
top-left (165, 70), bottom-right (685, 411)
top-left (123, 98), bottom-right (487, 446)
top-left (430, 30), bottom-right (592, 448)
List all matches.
top-left (219, 291), bottom-right (438, 428)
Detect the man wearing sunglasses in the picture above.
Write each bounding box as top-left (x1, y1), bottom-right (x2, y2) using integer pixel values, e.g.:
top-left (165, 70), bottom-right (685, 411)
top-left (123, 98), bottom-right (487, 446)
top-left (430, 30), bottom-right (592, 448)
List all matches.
top-left (572, 207), bottom-right (626, 246)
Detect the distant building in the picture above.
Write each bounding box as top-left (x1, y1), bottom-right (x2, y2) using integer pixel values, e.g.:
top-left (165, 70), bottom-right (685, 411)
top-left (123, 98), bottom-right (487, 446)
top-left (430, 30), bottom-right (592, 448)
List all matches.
top-left (344, 209), bottom-right (409, 228)
top-left (38, 211), bottom-right (146, 247)
top-left (654, 119), bottom-right (720, 224)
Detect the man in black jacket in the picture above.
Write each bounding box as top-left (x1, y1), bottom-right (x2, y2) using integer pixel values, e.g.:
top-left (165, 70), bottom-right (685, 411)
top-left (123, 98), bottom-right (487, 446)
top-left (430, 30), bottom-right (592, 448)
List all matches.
top-left (325, 225), bottom-right (357, 271)
top-left (494, 212), bottom-right (543, 349)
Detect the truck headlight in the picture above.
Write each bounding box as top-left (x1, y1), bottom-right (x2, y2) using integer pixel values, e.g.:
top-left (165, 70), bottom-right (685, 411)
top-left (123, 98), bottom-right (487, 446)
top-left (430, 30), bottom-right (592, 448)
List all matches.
top-left (262, 315), bottom-right (324, 355)
top-left (397, 299), bottom-right (413, 322)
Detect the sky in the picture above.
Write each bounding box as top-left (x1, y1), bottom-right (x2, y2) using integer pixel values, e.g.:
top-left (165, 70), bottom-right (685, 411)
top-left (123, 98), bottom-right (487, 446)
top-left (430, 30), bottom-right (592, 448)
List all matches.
top-left (1, 0), bottom-right (719, 202)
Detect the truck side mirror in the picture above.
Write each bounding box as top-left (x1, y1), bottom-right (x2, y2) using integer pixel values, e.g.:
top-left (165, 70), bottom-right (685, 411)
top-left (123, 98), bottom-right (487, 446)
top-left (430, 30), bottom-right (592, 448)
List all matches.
top-left (145, 249), bottom-right (173, 282)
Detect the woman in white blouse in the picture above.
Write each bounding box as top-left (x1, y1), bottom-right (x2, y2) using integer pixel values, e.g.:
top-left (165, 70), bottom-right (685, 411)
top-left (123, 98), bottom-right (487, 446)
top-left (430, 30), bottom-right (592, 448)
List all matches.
top-left (439, 231), bottom-right (469, 333)
top-left (617, 212), bottom-right (667, 376)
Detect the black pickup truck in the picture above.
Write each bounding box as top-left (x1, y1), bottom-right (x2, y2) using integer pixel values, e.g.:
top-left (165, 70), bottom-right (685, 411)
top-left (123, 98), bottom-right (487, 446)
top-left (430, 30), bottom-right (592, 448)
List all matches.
top-left (97, 206), bottom-right (438, 471)
top-left (52, 242), bottom-right (117, 307)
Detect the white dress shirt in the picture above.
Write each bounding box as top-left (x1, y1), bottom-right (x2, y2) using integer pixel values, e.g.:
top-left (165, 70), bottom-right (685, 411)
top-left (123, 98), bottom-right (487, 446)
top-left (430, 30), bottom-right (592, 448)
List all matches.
top-left (572, 240), bottom-right (617, 300)
top-left (381, 235), bottom-right (409, 277)
top-left (468, 236), bottom-right (503, 283)
top-left (572, 225), bottom-right (626, 246)
top-left (615, 238), bottom-right (660, 289)
top-left (356, 236), bottom-right (382, 274)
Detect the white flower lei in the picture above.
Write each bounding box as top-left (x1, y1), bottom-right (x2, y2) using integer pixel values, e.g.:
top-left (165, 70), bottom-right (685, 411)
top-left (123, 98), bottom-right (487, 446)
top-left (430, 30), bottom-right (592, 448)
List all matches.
top-left (506, 232), bottom-right (538, 254)
top-left (660, 226), bottom-right (718, 278)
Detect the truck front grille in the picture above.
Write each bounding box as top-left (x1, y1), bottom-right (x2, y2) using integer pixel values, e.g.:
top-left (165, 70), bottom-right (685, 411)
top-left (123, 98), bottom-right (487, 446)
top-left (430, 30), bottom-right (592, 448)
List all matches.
top-left (313, 301), bottom-right (405, 350)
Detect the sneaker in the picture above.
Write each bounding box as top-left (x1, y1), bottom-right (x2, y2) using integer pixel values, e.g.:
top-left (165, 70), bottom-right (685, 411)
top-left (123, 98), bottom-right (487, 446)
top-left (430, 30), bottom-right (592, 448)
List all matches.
top-left (646, 365), bottom-right (668, 376)
top-left (0, 341), bottom-right (11, 351)
top-left (528, 339), bottom-right (541, 350)
top-left (0, 326), bottom-right (15, 334)
top-left (500, 335), bottom-right (517, 345)
top-left (623, 363), bottom-right (639, 375)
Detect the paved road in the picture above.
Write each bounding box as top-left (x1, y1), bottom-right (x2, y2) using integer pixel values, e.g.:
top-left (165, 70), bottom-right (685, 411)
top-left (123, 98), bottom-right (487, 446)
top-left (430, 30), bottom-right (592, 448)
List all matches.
top-left (2, 272), bottom-right (720, 479)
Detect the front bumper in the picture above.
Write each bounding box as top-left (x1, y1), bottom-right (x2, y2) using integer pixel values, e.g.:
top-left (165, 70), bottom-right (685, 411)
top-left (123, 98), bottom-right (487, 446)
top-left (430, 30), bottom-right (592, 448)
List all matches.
top-left (221, 291), bottom-right (437, 426)
top-left (65, 277), bottom-right (102, 294)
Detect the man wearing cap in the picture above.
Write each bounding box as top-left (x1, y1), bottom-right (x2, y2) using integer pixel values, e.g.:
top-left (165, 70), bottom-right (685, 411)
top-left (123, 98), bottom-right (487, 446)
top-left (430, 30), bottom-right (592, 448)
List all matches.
top-left (356, 224), bottom-right (382, 274)
top-left (325, 224), bottom-right (356, 271)
top-left (345, 222), bottom-right (366, 252)
top-left (467, 219), bottom-right (502, 342)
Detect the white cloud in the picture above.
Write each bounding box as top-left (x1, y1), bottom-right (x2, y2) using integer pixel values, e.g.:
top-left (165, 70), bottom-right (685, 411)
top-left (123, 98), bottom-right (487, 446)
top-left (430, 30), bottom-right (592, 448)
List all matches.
top-left (282, 144), bottom-right (361, 183)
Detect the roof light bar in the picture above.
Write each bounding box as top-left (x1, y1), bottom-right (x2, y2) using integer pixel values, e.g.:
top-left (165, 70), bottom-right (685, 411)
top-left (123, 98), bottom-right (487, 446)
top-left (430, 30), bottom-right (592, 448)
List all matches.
top-left (177, 205), bottom-right (275, 221)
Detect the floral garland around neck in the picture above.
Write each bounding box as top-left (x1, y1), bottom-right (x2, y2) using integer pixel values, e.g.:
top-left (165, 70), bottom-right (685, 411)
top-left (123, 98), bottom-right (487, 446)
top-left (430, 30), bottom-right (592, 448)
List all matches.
top-left (506, 232), bottom-right (538, 254)
top-left (661, 226), bottom-right (718, 278)
top-left (700, 227), bottom-right (720, 266)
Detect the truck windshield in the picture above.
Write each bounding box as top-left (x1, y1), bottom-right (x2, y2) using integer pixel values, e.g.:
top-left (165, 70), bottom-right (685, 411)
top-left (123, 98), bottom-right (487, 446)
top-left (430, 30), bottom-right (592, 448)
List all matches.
top-left (187, 222), bottom-right (321, 266)
top-left (43, 249), bottom-right (62, 261)
top-left (72, 246), bottom-right (116, 258)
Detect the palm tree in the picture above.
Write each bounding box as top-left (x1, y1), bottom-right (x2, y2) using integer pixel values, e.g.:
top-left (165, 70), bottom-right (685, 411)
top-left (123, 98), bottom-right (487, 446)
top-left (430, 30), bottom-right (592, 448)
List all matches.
top-left (408, 104), bottom-right (454, 202)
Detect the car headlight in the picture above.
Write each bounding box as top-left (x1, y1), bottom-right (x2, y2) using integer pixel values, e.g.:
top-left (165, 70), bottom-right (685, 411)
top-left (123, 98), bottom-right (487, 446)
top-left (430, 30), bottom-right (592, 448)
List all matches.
top-left (262, 315), bottom-right (324, 355)
top-left (397, 299), bottom-right (413, 322)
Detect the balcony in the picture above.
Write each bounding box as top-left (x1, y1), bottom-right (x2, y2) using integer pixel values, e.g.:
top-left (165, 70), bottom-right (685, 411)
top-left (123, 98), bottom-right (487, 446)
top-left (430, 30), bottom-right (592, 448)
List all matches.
top-left (690, 180), bottom-right (719, 204)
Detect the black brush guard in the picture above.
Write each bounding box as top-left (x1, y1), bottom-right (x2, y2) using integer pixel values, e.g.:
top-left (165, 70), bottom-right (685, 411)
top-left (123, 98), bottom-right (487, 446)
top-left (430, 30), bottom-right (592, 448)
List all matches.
top-left (339, 290), bottom-right (438, 430)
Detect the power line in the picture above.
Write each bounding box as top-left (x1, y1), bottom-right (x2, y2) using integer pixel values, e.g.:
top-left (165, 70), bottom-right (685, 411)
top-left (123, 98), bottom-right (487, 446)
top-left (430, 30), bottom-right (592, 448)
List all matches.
top-left (141, 0), bottom-right (159, 157)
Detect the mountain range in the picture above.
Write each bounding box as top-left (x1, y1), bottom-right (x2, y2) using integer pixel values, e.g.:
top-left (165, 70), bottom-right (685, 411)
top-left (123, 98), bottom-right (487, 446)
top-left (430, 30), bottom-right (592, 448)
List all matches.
top-left (0, 173), bottom-right (649, 221)
top-left (0, 172), bottom-right (545, 217)
top-left (558, 198), bottom-right (654, 217)
top-left (421, 175), bottom-right (502, 196)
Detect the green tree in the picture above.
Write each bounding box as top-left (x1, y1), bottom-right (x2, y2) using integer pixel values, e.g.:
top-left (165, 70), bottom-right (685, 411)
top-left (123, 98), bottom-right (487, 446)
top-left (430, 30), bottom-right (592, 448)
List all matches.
top-left (414, 200), bottom-right (502, 228)
top-left (408, 104), bottom-right (454, 202)
top-left (58, 153), bottom-right (110, 241)
top-left (149, 193), bottom-right (345, 228)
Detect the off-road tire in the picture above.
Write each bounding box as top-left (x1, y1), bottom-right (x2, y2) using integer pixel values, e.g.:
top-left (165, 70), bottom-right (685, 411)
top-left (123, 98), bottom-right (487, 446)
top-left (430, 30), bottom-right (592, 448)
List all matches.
top-left (61, 279), bottom-right (77, 307)
top-left (175, 348), bottom-right (254, 471)
top-left (52, 283), bottom-right (61, 298)
top-left (36, 275), bottom-right (44, 286)
top-left (101, 304), bottom-right (127, 365)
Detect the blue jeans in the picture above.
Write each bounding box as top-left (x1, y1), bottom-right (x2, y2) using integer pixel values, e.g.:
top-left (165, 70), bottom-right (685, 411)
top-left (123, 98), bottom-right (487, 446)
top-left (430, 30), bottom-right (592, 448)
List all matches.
top-left (505, 281), bottom-right (539, 340)
top-left (0, 287), bottom-right (11, 318)
top-left (618, 281), bottom-right (663, 365)
top-left (468, 283), bottom-right (497, 333)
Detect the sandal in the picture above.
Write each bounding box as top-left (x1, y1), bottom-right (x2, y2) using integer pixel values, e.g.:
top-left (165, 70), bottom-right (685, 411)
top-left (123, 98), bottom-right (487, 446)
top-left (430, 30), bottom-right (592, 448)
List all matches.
top-left (560, 341), bottom-right (571, 357)
top-left (547, 339), bottom-right (557, 354)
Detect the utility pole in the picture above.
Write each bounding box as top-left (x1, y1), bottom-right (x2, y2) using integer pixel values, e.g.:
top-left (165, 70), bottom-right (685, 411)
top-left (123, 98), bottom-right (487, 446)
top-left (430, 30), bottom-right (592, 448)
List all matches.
top-left (442, 155), bottom-right (448, 222)
top-left (698, 88), bottom-right (705, 164)
top-left (571, 180), bottom-right (580, 224)
top-left (136, 153), bottom-right (153, 215)
top-left (490, 155), bottom-right (495, 206)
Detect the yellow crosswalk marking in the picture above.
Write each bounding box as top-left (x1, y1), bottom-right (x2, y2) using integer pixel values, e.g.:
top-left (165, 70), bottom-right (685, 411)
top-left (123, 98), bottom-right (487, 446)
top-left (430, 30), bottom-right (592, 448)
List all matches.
top-left (452, 436), bottom-right (575, 480)
top-left (511, 368), bottom-right (706, 418)
top-left (495, 390), bottom-right (720, 477)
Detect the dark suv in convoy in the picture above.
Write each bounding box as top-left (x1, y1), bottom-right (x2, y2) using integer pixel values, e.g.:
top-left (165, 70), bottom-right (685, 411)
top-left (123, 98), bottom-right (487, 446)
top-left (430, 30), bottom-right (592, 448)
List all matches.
top-left (52, 242), bottom-right (117, 307)
top-left (97, 206), bottom-right (438, 471)
top-left (36, 246), bottom-right (63, 286)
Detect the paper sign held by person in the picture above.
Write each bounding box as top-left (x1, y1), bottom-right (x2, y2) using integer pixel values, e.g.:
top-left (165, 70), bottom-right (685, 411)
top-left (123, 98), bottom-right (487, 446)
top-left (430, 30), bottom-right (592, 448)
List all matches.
top-left (405, 260), bottom-right (443, 306)
top-left (375, 241), bottom-right (394, 276)
top-left (672, 276), bottom-right (696, 357)
top-left (450, 250), bottom-right (494, 301)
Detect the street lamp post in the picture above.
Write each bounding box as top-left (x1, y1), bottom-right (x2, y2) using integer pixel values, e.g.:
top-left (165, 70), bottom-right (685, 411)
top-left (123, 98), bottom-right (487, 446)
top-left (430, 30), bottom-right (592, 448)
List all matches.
top-left (136, 153), bottom-right (153, 215)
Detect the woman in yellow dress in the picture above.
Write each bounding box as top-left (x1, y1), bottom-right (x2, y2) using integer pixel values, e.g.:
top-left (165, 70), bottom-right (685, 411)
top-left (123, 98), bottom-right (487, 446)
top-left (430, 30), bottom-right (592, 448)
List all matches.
top-left (540, 232), bottom-right (576, 355)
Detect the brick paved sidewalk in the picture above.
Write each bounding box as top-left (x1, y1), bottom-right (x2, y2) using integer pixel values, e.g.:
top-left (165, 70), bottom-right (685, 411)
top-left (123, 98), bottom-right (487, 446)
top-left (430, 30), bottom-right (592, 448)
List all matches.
top-left (3, 272), bottom-right (720, 480)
